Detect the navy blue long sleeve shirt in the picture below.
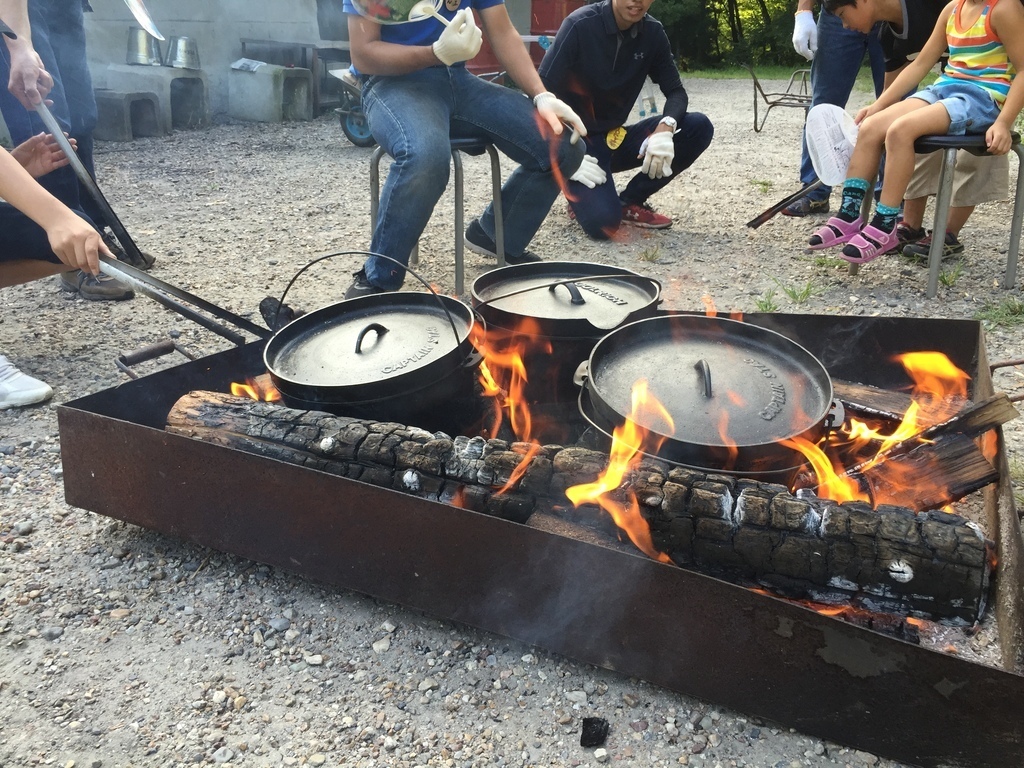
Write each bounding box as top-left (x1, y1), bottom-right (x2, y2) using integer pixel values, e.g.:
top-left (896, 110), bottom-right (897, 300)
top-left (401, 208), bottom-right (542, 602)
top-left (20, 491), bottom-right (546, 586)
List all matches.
top-left (538, 0), bottom-right (688, 134)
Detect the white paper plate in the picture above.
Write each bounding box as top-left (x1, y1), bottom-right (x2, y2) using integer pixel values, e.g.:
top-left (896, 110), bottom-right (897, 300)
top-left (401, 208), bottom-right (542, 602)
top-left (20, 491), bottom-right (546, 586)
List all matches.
top-left (805, 104), bottom-right (859, 186)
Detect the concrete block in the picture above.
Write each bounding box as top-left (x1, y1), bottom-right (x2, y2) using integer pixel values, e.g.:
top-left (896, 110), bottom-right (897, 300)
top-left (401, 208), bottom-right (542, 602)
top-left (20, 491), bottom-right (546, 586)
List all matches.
top-left (229, 64), bottom-right (313, 123)
top-left (105, 64), bottom-right (209, 133)
top-left (94, 89), bottom-right (163, 141)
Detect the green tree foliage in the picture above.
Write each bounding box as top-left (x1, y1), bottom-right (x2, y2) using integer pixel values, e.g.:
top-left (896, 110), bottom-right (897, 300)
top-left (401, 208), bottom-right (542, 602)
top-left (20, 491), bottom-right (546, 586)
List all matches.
top-left (651, 0), bottom-right (804, 67)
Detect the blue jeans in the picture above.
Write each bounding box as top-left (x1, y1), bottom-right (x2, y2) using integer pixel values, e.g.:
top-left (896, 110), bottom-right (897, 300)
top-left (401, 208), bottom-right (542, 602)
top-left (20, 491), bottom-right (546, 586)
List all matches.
top-left (362, 67), bottom-right (584, 290)
top-left (801, 10), bottom-right (886, 201)
top-left (0, 0), bottom-right (103, 229)
top-left (566, 112), bottom-right (714, 239)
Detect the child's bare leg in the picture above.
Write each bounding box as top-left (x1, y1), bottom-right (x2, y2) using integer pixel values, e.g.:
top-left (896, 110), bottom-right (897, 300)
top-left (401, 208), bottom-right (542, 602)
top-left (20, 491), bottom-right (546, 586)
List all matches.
top-left (879, 103), bottom-right (952, 210)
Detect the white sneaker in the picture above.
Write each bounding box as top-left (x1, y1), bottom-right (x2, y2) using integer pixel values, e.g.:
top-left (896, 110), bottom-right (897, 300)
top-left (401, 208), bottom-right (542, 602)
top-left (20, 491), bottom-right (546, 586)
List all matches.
top-left (0, 355), bottom-right (53, 409)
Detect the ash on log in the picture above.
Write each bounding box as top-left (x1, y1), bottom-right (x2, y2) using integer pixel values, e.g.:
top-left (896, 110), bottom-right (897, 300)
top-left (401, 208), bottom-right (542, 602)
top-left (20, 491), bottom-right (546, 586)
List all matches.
top-left (167, 391), bottom-right (994, 624)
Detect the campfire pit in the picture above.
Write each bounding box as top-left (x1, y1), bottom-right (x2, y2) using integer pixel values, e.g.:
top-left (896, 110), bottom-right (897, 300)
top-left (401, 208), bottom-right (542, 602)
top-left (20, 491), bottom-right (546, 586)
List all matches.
top-left (57, 313), bottom-right (1024, 767)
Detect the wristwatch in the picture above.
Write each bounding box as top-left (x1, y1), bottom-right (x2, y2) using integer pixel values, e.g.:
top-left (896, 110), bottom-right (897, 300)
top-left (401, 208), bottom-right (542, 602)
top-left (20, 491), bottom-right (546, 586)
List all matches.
top-left (659, 116), bottom-right (678, 130)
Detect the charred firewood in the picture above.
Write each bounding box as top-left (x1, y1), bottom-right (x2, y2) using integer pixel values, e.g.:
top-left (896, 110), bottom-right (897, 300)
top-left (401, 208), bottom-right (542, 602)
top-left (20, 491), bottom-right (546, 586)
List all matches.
top-left (167, 391), bottom-right (994, 624)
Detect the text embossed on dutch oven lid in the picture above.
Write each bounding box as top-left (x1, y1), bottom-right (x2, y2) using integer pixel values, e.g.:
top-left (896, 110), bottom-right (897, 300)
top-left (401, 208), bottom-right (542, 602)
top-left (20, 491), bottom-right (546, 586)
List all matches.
top-left (743, 357), bottom-right (787, 421)
top-left (380, 325), bottom-right (441, 375)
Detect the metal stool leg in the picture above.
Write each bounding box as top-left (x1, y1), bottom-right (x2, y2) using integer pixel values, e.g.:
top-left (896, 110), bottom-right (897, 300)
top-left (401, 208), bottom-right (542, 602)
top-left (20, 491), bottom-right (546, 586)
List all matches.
top-left (452, 149), bottom-right (465, 296)
top-left (1004, 145), bottom-right (1024, 289)
top-left (484, 144), bottom-right (505, 268)
top-left (927, 148), bottom-right (958, 298)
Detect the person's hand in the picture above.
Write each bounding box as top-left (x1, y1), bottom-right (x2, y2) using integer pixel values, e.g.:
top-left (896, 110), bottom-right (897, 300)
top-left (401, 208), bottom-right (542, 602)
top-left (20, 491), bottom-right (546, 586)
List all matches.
top-left (432, 9), bottom-right (483, 66)
top-left (532, 92), bottom-right (586, 142)
top-left (7, 43), bottom-right (53, 109)
top-left (854, 102), bottom-right (881, 125)
top-left (638, 131), bottom-right (674, 179)
top-left (987, 122), bottom-right (1012, 155)
top-left (569, 154), bottom-right (606, 188)
top-left (793, 11), bottom-right (817, 61)
top-left (11, 132), bottom-right (77, 179)
top-left (47, 215), bottom-right (113, 275)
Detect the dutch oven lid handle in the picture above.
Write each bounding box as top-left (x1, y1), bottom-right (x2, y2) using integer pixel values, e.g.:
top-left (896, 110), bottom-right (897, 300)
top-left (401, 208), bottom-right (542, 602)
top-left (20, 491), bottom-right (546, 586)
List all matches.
top-left (355, 323), bottom-right (389, 353)
top-left (549, 280), bottom-right (586, 305)
top-left (695, 359), bottom-right (713, 399)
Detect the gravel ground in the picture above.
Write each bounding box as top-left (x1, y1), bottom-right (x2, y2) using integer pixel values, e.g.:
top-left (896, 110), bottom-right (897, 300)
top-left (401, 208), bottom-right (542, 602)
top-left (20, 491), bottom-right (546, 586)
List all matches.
top-left (2, 76), bottom-right (1024, 768)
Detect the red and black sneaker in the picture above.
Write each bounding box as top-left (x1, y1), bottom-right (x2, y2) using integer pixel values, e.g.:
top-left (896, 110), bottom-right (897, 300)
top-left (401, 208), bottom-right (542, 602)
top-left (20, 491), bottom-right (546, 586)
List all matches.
top-left (621, 202), bottom-right (672, 229)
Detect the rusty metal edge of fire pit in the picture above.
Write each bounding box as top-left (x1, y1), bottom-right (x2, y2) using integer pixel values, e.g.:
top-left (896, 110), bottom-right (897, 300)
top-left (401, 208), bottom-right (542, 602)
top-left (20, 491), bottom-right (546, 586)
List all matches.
top-left (55, 339), bottom-right (1024, 768)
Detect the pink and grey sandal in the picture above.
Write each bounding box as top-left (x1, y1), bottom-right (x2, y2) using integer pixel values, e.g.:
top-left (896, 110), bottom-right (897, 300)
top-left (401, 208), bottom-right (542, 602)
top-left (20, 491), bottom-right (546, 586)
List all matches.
top-left (840, 224), bottom-right (900, 265)
top-left (807, 216), bottom-right (864, 250)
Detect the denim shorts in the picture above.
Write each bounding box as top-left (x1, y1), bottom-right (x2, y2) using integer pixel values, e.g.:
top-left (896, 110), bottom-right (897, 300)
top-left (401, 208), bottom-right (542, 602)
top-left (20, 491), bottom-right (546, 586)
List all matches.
top-left (910, 81), bottom-right (1002, 135)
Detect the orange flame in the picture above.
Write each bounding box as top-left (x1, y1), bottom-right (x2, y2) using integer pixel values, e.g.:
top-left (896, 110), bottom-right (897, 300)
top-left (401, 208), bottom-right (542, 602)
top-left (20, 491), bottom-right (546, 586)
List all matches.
top-left (470, 318), bottom-right (548, 442)
top-left (231, 377), bottom-right (281, 402)
top-left (788, 352), bottom-right (970, 508)
top-left (701, 294), bottom-right (717, 317)
top-left (565, 381), bottom-right (672, 563)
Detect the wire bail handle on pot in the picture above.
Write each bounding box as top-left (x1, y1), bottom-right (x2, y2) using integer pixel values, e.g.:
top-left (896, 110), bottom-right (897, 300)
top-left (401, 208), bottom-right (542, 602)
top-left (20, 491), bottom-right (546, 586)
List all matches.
top-left (270, 251), bottom-right (465, 347)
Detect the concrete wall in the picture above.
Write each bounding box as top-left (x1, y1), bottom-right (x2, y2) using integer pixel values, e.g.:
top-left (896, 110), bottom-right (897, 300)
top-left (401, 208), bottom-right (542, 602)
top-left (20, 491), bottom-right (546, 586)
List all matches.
top-left (83, 0), bottom-right (532, 118)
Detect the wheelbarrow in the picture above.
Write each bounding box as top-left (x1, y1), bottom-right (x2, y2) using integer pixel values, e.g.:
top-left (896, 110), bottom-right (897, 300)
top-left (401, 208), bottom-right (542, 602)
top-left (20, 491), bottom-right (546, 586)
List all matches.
top-left (328, 65), bottom-right (376, 148)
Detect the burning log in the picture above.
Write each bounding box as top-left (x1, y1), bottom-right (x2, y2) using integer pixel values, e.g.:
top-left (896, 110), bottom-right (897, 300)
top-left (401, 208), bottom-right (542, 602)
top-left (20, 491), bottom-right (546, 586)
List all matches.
top-left (167, 391), bottom-right (994, 624)
top-left (831, 394), bottom-right (1018, 510)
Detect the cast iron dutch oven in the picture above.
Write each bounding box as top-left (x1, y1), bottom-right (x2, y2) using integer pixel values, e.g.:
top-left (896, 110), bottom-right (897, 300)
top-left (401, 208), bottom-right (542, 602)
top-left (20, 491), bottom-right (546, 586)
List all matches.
top-left (264, 291), bottom-right (480, 431)
top-left (576, 314), bottom-right (837, 475)
top-left (471, 262), bottom-right (662, 403)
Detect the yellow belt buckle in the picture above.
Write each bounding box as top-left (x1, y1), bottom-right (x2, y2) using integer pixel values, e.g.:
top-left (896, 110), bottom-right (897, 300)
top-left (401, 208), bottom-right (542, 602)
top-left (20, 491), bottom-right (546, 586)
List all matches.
top-left (606, 127), bottom-right (626, 150)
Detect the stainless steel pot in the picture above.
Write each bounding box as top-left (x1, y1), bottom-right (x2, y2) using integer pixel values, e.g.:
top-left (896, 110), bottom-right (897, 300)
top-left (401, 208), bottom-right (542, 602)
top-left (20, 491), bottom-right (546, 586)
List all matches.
top-left (163, 36), bottom-right (200, 69)
top-left (126, 25), bottom-right (162, 66)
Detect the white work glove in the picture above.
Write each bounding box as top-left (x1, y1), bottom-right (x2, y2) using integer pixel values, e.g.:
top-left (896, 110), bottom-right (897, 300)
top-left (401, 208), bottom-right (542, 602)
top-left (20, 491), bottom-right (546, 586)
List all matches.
top-left (432, 9), bottom-right (483, 66)
top-left (569, 154), bottom-right (607, 188)
top-left (533, 91), bottom-right (586, 143)
top-left (638, 131), bottom-right (674, 179)
top-left (792, 10), bottom-right (817, 61)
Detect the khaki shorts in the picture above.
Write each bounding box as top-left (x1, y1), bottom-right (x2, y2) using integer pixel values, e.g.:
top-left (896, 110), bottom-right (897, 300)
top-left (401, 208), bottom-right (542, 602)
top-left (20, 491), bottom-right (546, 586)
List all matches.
top-left (904, 150), bottom-right (1009, 206)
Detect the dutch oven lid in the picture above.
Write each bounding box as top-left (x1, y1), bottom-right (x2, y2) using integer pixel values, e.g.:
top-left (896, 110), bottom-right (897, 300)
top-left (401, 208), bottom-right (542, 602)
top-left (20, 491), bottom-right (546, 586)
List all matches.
top-left (584, 314), bottom-right (833, 449)
top-left (471, 261), bottom-right (661, 335)
top-left (265, 292), bottom-right (473, 389)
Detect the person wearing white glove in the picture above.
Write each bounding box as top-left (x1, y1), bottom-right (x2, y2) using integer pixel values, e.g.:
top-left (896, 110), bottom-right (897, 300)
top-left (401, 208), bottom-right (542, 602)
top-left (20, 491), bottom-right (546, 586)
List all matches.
top-left (639, 130), bottom-right (674, 180)
top-left (539, 0), bottom-right (713, 239)
top-left (431, 9), bottom-right (482, 66)
top-left (569, 154), bottom-right (606, 189)
top-left (792, 9), bottom-right (817, 61)
top-left (343, 0), bottom-right (586, 297)
top-left (781, 0), bottom-right (886, 217)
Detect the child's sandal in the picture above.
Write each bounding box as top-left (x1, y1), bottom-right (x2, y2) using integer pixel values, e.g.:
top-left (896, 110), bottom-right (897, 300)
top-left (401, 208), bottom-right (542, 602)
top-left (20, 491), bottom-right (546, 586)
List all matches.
top-left (839, 224), bottom-right (900, 265)
top-left (808, 216), bottom-right (864, 250)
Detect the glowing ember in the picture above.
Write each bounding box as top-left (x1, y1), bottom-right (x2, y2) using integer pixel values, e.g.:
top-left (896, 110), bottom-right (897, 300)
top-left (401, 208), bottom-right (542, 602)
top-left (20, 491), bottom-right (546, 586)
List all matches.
top-left (230, 377), bottom-right (281, 402)
top-left (565, 380), bottom-right (672, 563)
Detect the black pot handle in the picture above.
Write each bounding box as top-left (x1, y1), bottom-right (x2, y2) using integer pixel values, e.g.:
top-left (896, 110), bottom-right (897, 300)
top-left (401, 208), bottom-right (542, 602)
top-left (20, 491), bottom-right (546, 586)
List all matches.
top-left (270, 250), bottom-right (463, 348)
top-left (695, 359), bottom-right (713, 398)
top-left (550, 280), bottom-right (586, 305)
top-left (354, 322), bottom-right (389, 354)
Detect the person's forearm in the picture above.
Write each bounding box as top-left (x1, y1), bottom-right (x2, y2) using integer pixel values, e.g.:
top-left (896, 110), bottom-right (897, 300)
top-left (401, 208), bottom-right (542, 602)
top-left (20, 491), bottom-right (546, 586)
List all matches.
top-left (0, 0), bottom-right (30, 38)
top-left (796, 0), bottom-right (814, 14)
top-left (484, 10), bottom-right (544, 97)
top-left (0, 148), bottom-right (77, 231)
top-left (348, 14), bottom-right (440, 76)
top-left (351, 39), bottom-right (439, 75)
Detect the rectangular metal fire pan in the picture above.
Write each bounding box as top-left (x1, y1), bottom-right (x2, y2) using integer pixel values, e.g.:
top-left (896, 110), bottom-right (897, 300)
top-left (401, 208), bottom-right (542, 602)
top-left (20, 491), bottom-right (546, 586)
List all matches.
top-left (57, 314), bottom-right (1024, 768)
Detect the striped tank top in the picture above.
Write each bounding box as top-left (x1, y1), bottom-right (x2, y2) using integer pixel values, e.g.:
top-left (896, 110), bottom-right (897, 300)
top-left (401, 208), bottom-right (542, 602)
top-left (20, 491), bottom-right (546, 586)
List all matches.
top-left (933, 0), bottom-right (1016, 106)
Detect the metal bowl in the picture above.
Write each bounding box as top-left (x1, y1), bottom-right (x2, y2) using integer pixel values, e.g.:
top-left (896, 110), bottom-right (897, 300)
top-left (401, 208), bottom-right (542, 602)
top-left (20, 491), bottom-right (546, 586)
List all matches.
top-left (126, 25), bottom-right (162, 66)
top-left (162, 36), bottom-right (200, 69)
